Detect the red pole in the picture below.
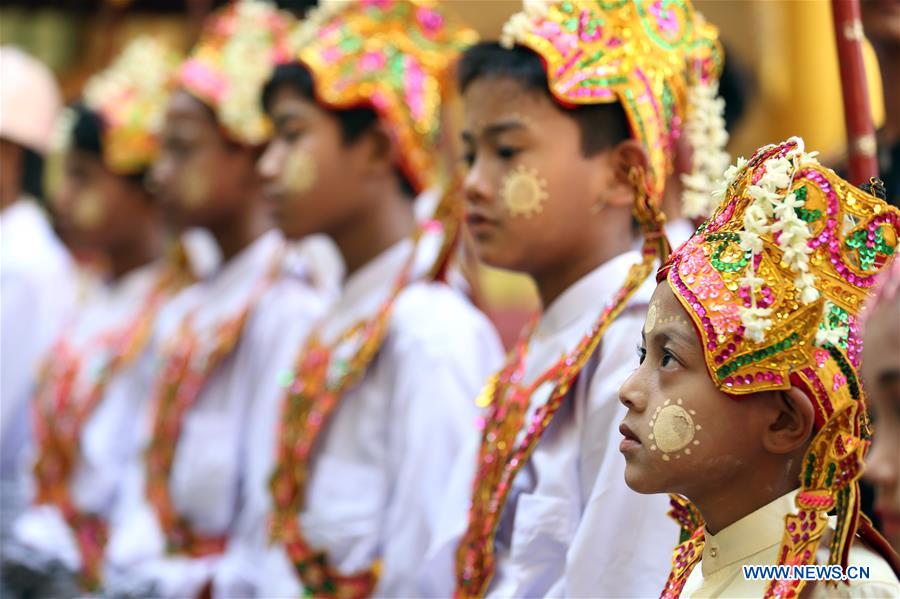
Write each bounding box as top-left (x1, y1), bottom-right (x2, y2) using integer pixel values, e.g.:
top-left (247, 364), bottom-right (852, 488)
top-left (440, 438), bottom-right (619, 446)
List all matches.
top-left (831, 0), bottom-right (879, 184)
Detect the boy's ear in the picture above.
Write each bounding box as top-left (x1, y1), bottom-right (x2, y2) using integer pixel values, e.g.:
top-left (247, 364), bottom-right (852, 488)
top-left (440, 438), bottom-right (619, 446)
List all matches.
top-left (360, 120), bottom-right (398, 178)
top-left (595, 138), bottom-right (650, 208)
top-left (762, 385), bottom-right (816, 455)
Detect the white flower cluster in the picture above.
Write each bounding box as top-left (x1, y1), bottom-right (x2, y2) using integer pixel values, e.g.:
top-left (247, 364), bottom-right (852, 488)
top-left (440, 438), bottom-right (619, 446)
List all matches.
top-left (500, 0), bottom-right (548, 49)
top-left (680, 80), bottom-right (730, 218)
top-left (731, 137), bottom-right (820, 343)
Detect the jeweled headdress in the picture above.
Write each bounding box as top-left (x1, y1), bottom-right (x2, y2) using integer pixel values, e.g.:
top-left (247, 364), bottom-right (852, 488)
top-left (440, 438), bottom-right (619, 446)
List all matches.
top-left (80, 36), bottom-right (180, 175)
top-left (661, 137), bottom-right (899, 597)
top-left (179, 0), bottom-right (293, 145)
top-left (287, 0), bottom-right (477, 194)
top-left (501, 0), bottom-right (726, 216)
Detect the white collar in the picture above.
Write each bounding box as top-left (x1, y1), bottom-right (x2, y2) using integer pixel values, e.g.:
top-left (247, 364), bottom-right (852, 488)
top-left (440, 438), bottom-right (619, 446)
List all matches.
top-left (535, 250), bottom-right (644, 340)
top-left (203, 229), bottom-right (283, 294)
top-left (701, 489), bottom-right (798, 577)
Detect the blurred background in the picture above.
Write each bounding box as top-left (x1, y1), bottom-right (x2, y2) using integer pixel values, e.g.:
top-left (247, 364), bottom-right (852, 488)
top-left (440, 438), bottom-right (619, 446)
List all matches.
top-left (0, 0), bottom-right (889, 343)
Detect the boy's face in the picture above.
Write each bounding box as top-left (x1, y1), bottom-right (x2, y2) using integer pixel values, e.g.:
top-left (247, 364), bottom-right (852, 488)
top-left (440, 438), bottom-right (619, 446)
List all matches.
top-left (152, 90), bottom-right (260, 232)
top-left (53, 149), bottom-right (153, 254)
top-left (618, 281), bottom-right (782, 498)
top-left (259, 85), bottom-right (371, 241)
top-left (460, 77), bottom-right (618, 275)
top-left (862, 295), bottom-right (900, 552)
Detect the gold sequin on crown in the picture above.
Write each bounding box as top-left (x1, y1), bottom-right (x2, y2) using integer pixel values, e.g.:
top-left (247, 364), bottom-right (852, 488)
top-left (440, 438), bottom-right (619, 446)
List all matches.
top-left (501, 0), bottom-right (722, 200)
top-left (82, 36), bottom-right (181, 174)
top-left (288, 0), bottom-right (477, 194)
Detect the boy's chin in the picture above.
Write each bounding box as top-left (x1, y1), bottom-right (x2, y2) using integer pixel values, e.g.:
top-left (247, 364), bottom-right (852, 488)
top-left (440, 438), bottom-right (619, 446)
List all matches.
top-left (623, 463), bottom-right (667, 495)
top-left (472, 244), bottom-right (532, 275)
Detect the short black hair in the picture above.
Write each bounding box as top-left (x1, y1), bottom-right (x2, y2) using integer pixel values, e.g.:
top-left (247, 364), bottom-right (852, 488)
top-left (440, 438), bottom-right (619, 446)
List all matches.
top-left (71, 103), bottom-right (104, 158)
top-left (262, 62), bottom-right (417, 198)
top-left (70, 102), bottom-right (146, 185)
top-left (274, 0), bottom-right (318, 19)
top-left (22, 147), bottom-right (45, 202)
top-left (458, 42), bottom-right (631, 156)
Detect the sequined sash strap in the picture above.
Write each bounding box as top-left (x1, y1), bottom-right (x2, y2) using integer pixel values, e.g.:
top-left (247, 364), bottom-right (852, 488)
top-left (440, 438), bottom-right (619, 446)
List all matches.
top-left (660, 527), bottom-right (705, 599)
top-left (146, 250), bottom-right (283, 558)
top-left (31, 266), bottom-right (183, 590)
top-left (454, 254), bottom-right (660, 599)
top-left (454, 167), bottom-right (668, 599)
top-left (268, 243), bottom-right (418, 599)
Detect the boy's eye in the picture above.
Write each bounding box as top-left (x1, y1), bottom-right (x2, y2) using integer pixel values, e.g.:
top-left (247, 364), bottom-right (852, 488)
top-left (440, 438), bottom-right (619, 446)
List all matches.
top-left (461, 151), bottom-right (475, 167)
top-left (637, 345), bottom-right (647, 365)
top-left (165, 137), bottom-right (191, 157)
top-left (661, 348), bottom-right (678, 368)
top-left (497, 146), bottom-right (519, 160)
top-left (281, 128), bottom-right (304, 143)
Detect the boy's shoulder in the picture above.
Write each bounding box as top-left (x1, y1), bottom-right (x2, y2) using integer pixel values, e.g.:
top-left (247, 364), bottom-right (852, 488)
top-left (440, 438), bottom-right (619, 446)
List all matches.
top-left (388, 280), bottom-right (499, 354)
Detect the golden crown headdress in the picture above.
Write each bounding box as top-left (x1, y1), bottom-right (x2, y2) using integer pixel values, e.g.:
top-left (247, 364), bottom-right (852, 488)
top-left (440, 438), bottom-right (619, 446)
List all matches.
top-left (81, 36), bottom-right (181, 174)
top-left (288, 0), bottom-right (477, 194)
top-left (179, 0), bottom-right (293, 145)
top-left (501, 0), bottom-right (726, 216)
top-left (661, 136), bottom-right (899, 596)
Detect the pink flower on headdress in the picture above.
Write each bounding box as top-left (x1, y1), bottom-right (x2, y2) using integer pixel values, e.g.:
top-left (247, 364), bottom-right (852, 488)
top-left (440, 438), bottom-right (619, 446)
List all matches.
top-left (322, 46), bottom-right (342, 64)
top-left (833, 373), bottom-right (847, 392)
top-left (650, 1), bottom-right (679, 35)
top-left (404, 57), bottom-right (426, 122)
top-left (359, 51), bottom-right (387, 72)
top-left (363, 0), bottom-right (394, 9)
top-left (416, 6), bottom-right (444, 36)
top-left (180, 59), bottom-right (228, 104)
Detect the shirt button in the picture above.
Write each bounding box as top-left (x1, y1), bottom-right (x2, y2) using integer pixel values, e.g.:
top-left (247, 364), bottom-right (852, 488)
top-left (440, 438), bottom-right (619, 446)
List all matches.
top-left (710, 547), bottom-right (718, 558)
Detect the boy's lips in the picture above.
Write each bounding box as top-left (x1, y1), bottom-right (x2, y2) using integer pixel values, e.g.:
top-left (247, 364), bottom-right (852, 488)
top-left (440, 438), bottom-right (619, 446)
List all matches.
top-left (465, 210), bottom-right (499, 230)
top-left (618, 421), bottom-right (642, 453)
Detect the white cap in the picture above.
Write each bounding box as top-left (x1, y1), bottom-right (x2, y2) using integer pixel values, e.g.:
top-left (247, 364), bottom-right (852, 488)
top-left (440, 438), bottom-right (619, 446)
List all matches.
top-left (0, 46), bottom-right (62, 154)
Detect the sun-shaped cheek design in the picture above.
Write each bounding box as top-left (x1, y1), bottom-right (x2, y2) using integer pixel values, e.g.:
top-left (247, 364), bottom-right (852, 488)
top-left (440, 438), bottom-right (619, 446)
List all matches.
top-left (179, 172), bottom-right (210, 208)
top-left (73, 190), bottom-right (105, 230)
top-left (282, 147), bottom-right (317, 195)
top-left (648, 398), bottom-right (701, 461)
top-left (500, 164), bottom-right (549, 219)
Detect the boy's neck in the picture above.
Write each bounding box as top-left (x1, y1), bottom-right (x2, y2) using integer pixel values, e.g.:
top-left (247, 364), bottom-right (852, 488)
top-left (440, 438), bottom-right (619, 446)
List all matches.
top-left (331, 186), bottom-right (416, 279)
top-left (108, 225), bottom-right (163, 282)
top-left (210, 200), bottom-right (272, 263)
top-left (693, 462), bottom-right (802, 536)
top-left (531, 223), bottom-right (633, 309)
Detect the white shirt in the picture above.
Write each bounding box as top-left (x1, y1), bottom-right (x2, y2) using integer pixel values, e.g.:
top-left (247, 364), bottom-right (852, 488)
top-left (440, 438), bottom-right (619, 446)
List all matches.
top-left (682, 490), bottom-right (900, 598)
top-left (0, 199), bottom-right (75, 539)
top-left (213, 232), bottom-right (504, 598)
top-left (7, 262), bottom-right (169, 571)
top-left (426, 251), bottom-right (678, 598)
top-left (103, 230), bottom-right (330, 598)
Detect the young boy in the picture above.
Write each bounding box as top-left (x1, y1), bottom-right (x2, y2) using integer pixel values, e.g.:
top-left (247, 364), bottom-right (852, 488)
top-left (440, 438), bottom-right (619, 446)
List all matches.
top-left (446, 1), bottom-right (722, 597)
top-left (0, 47), bottom-right (74, 548)
top-left (1, 37), bottom-right (188, 596)
top-left (102, 3), bottom-right (335, 596)
top-left (619, 137), bottom-right (900, 596)
top-left (211, 1), bottom-right (503, 596)
top-left (862, 257), bottom-right (900, 554)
